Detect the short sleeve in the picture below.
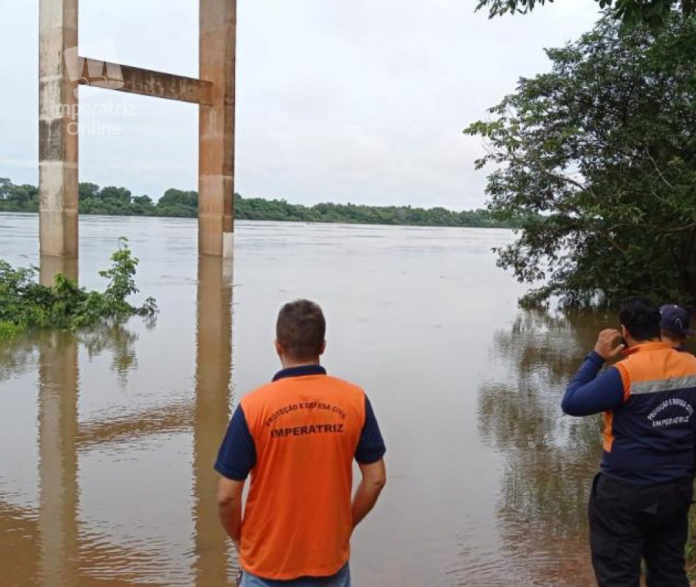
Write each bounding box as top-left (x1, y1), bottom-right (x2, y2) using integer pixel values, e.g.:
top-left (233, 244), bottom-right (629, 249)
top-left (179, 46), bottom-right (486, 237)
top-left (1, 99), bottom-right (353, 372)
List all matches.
top-left (355, 395), bottom-right (386, 464)
top-left (214, 405), bottom-right (257, 481)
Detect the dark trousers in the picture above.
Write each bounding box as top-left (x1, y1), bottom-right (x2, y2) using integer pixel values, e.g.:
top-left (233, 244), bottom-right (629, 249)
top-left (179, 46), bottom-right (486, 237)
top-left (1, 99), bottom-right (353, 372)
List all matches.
top-left (589, 473), bottom-right (693, 587)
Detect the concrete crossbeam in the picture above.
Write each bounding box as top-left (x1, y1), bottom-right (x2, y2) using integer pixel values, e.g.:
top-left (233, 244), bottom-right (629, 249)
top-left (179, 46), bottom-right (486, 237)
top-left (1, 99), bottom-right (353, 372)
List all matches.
top-left (78, 59), bottom-right (215, 105)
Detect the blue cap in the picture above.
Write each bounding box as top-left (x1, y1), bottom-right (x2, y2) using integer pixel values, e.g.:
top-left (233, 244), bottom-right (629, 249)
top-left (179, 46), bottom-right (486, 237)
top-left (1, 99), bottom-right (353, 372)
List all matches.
top-left (660, 305), bottom-right (696, 337)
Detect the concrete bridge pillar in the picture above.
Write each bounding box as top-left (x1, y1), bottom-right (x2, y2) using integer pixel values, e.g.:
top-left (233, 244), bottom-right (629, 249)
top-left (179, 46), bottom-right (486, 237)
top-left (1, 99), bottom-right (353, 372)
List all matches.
top-left (38, 0), bottom-right (237, 264)
top-left (199, 0), bottom-right (237, 258)
top-left (40, 256), bottom-right (78, 287)
top-left (38, 0), bottom-right (79, 260)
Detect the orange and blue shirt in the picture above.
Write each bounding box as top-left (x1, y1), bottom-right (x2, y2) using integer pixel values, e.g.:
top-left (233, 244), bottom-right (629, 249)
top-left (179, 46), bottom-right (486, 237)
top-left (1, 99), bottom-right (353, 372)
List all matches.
top-left (215, 365), bottom-right (386, 580)
top-left (562, 342), bottom-right (696, 485)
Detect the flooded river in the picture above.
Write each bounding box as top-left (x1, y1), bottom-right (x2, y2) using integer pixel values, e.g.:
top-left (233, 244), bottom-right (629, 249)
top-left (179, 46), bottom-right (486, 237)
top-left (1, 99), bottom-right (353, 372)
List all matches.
top-left (0, 213), bottom-right (614, 586)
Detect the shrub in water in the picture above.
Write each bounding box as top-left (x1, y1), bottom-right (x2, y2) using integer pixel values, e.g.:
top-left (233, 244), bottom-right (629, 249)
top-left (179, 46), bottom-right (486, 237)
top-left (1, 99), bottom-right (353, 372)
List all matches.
top-left (0, 238), bottom-right (156, 339)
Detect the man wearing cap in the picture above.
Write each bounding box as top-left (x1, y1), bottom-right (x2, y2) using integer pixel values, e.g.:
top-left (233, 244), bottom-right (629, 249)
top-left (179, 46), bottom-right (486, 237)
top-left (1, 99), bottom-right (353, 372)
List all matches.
top-left (215, 299), bottom-right (387, 587)
top-left (562, 297), bottom-right (696, 587)
top-left (660, 304), bottom-right (695, 351)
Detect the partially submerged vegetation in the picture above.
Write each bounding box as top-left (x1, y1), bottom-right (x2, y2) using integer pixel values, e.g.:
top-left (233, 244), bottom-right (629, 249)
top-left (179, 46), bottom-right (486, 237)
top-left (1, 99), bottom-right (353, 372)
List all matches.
top-left (0, 238), bottom-right (156, 339)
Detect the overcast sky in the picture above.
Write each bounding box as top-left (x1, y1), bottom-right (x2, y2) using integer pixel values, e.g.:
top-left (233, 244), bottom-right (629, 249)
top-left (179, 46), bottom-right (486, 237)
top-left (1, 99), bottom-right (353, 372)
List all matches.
top-left (1, 0), bottom-right (599, 210)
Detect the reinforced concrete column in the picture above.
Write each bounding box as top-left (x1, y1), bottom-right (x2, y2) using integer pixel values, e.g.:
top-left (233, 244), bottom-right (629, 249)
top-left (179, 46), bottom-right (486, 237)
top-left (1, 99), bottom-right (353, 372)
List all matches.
top-left (40, 255), bottom-right (78, 287)
top-left (199, 0), bottom-right (236, 258)
top-left (39, 0), bottom-right (79, 259)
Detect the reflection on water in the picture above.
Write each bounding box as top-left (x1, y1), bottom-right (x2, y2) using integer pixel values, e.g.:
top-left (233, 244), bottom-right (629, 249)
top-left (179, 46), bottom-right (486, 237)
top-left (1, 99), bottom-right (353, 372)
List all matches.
top-left (0, 333), bottom-right (39, 384)
top-left (38, 332), bottom-right (79, 587)
top-left (478, 310), bottom-right (613, 587)
top-left (0, 254), bottom-right (235, 587)
top-left (193, 257), bottom-right (235, 586)
top-left (2, 214), bottom-right (637, 586)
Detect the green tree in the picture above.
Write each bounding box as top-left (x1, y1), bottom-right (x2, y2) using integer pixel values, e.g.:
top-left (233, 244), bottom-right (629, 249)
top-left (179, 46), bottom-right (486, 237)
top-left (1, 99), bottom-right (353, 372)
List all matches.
top-left (100, 186), bottom-right (133, 215)
top-left (477, 0), bottom-right (693, 29)
top-left (465, 14), bottom-right (696, 308)
top-left (132, 195), bottom-right (155, 216)
top-left (0, 179), bottom-right (38, 212)
top-left (155, 188), bottom-right (198, 217)
top-left (79, 182), bottom-right (100, 200)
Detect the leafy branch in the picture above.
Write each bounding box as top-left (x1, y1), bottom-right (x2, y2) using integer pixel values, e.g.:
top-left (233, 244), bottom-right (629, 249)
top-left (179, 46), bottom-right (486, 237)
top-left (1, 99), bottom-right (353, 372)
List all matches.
top-left (0, 238), bottom-right (156, 339)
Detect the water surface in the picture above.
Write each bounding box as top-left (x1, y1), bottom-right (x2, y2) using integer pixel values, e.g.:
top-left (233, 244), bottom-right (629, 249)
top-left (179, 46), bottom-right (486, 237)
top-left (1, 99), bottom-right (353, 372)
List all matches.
top-left (0, 213), bottom-right (609, 586)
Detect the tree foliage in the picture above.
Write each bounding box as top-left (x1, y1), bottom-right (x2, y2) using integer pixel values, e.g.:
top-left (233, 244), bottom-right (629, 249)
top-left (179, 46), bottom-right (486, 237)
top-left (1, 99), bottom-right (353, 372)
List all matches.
top-left (477, 0), bottom-right (693, 29)
top-left (0, 238), bottom-right (156, 339)
top-left (465, 14), bottom-right (696, 308)
top-left (156, 188), bottom-right (198, 217)
top-left (0, 178), bottom-right (521, 229)
top-left (0, 178), bottom-right (38, 212)
top-left (233, 195), bottom-right (520, 227)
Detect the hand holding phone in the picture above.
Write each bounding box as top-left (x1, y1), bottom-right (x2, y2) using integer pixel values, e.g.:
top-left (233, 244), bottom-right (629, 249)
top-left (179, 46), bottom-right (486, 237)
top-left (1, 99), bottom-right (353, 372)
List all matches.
top-left (594, 329), bottom-right (625, 361)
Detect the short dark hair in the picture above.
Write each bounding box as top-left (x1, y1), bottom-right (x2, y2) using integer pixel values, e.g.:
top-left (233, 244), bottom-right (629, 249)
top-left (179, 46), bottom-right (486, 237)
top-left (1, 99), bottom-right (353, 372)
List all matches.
top-left (619, 297), bottom-right (661, 342)
top-left (276, 300), bottom-right (326, 361)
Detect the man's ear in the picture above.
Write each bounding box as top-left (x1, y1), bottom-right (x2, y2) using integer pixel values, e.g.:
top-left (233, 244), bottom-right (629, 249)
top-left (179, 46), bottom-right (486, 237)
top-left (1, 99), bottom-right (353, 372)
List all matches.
top-left (275, 339), bottom-right (283, 357)
top-left (319, 340), bottom-right (327, 356)
top-left (621, 325), bottom-right (629, 341)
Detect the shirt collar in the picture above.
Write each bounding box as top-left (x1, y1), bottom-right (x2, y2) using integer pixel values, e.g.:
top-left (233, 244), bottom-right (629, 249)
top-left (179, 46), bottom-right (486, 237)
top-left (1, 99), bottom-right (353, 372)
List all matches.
top-left (273, 364), bottom-right (327, 382)
top-left (623, 341), bottom-right (673, 356)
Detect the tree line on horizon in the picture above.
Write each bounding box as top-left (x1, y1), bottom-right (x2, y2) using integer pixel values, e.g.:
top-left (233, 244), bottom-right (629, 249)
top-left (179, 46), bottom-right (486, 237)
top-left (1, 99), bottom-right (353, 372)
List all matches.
top-left (0, 178), bottom-right (522, 229)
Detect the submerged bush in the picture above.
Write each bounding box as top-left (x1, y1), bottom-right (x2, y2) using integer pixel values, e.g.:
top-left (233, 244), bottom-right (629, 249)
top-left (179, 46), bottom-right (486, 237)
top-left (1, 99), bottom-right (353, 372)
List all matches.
top-left (0, 322), bottom-right (23, 340)
top-left (0, 238), bottom-right (156, 339)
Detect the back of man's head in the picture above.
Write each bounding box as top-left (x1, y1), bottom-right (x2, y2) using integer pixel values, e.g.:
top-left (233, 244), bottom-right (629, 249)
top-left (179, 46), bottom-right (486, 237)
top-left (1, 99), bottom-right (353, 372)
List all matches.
top-left (276, 299), bottom-right (326, 362)
top-left (619, 297), bottom-right (661, 343)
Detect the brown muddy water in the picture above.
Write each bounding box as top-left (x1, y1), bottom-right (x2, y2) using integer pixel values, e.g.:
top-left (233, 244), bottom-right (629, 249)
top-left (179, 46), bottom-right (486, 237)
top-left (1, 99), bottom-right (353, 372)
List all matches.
top-left (0, 213), bottom-right (618, 586)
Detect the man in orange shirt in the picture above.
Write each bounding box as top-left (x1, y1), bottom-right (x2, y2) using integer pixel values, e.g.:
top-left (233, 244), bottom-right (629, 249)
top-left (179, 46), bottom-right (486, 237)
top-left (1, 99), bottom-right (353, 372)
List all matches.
top-left (562, 298), bottom-right (696, 586)
top-left (215, 300), bottom-right (387, 587)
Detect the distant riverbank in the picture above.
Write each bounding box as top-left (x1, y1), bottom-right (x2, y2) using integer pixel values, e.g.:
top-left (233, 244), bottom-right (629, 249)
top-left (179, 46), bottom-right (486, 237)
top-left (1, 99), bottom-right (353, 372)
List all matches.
top-left (0, 177), bottom-right (521, 229)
